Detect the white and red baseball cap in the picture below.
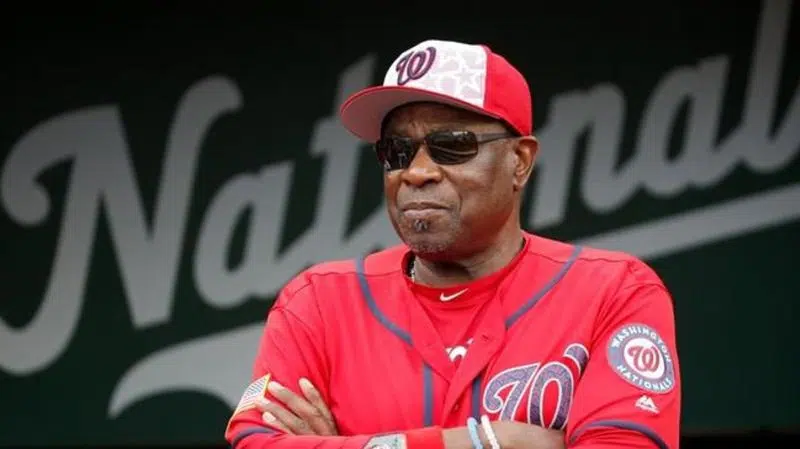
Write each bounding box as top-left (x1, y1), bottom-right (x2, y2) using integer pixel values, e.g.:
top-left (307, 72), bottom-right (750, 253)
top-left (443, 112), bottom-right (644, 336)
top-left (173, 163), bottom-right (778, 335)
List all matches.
top-left (339, 39), bottom-right (533, 143)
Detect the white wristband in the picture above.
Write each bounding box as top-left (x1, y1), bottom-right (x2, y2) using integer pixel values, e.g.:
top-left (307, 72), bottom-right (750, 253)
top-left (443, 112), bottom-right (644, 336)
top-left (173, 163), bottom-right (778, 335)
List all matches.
top-left (480, 415), bottom-right (501, 449)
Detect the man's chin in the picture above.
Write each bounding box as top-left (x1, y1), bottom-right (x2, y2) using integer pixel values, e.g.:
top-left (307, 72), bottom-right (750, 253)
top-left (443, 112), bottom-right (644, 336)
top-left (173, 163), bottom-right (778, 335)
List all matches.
top-left (404, 234), bottom-right (456, 260)
top-left (394, 217), bottom-right (460, 258)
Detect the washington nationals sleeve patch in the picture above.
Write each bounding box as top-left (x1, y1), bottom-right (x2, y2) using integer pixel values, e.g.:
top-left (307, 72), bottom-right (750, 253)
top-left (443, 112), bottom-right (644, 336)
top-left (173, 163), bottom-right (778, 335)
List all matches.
top-left (607, 324), bottom-right (675, 394)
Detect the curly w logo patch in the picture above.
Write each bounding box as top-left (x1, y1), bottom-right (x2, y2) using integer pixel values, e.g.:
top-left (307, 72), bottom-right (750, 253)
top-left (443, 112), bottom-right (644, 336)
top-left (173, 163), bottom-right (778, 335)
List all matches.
top-left (482, 344), bottom-right (589, 429)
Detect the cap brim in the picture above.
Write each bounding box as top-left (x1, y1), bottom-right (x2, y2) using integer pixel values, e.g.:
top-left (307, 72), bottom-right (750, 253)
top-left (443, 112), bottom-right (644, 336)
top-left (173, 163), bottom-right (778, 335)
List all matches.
top-left (339, 85), bottom-right (503, 143)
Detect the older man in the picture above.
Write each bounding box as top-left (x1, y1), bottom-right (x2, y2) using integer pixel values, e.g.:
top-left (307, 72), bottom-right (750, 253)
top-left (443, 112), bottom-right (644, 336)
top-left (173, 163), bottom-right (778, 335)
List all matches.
top-left (225, 39), bottom-right (681, 449)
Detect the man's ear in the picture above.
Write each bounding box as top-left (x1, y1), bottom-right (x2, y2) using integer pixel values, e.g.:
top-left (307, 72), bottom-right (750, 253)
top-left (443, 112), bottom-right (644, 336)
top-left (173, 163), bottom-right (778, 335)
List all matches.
top-left (512, 136), bottom-right (539, 191)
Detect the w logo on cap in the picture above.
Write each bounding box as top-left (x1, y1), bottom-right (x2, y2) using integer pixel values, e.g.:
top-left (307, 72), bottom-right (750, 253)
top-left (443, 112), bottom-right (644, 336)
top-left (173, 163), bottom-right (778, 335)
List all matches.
top-left (339, 39), bottom-right (533, 143)
top-left (382, 40), bottom-right (488, 106)
top-left (395, 47), bottom-right (437, 85)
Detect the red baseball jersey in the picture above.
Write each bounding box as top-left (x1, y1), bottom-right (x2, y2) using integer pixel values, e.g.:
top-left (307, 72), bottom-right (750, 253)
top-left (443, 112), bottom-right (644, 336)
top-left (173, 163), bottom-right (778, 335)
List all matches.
top-left (226, 232), bottom-right (681, 448)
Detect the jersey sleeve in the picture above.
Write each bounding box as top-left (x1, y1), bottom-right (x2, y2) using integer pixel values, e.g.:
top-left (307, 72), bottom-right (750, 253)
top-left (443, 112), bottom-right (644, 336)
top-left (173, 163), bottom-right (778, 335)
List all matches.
top-left (224, 282), bottom-right (372, 449)
top-left (566, 260), bottom-right (681, 449)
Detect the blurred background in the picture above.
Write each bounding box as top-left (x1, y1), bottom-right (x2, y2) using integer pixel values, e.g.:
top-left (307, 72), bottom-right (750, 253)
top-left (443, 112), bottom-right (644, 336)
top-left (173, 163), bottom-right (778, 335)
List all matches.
top-left (1, 1), bottom-right (798, 448)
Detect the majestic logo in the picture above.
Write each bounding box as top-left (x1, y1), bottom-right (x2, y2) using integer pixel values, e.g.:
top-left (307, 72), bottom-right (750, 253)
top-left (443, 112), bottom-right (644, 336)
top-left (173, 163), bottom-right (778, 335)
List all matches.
top-left (635, 395), bottom-right (660, 414)
top-left (607, 324), bottom-right (675, 394)
top-left (395, 47), bottom-right (437, 85)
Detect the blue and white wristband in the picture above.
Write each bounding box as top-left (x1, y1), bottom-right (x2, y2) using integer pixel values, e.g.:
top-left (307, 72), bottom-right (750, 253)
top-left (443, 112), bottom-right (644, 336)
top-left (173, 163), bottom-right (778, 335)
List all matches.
top-left (466, 417), bottom-right (484, 449)
top-left (480, 415), bottom-right (501, 449)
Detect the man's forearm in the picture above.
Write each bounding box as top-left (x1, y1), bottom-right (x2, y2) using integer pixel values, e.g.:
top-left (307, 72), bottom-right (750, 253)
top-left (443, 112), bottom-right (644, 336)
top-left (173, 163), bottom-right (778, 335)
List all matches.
top-left (443, 425), bottom-right (493, 449)
top-left (231, 430), bottom-right (370, 449)
top-left (231, 425), bottom-right (484, 449)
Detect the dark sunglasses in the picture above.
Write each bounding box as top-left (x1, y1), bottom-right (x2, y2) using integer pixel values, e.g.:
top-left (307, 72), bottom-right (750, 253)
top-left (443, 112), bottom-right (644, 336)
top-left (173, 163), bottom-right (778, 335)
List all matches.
top-left (374, 130), bottom-right (513, 171)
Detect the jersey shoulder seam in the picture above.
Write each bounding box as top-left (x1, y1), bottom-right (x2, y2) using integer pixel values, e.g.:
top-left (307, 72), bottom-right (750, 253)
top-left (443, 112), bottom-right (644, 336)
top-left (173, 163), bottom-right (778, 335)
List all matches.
top-left (281, 263), bottom-right (359, 298)
top-left (523, 243), bottom-right (635, 267)
top-left (278, 259), bottom-right (404, 307)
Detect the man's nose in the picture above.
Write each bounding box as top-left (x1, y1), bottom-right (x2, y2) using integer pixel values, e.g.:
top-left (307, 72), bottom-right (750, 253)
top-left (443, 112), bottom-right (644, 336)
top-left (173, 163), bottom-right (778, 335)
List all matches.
top-left (399, 145), bottom-right (444, 187)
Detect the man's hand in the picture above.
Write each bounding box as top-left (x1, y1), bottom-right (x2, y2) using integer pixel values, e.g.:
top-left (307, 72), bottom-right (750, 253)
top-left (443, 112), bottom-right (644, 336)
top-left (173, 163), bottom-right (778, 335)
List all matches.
top-left (256, 378), bottom-right (338, 436)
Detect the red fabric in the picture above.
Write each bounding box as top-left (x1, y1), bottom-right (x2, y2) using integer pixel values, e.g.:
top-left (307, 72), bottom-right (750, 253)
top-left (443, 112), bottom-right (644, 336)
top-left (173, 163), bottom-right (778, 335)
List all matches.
top-left (565, 270), bottom-right (681, 448)
top-left (224, 232), bottom-right (680, 449)
top-left (406, 426), bottom-right (446, 449)
top-left (410, 238), bottom-right (528, 369)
